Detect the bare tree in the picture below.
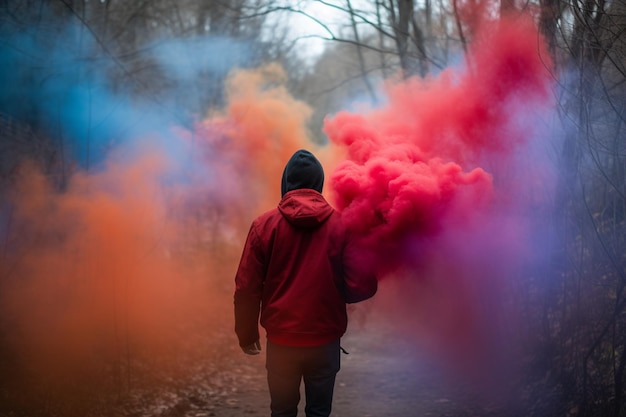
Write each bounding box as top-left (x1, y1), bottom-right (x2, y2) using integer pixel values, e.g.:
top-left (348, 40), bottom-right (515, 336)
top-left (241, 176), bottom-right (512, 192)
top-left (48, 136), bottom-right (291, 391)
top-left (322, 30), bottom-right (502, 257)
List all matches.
top-left (527, 0), bottom-right (626, 415)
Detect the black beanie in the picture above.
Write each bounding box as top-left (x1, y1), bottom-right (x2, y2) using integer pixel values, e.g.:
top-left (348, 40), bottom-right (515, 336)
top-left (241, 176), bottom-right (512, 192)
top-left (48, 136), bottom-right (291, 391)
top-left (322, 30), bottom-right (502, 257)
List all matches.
top-left (281, 149), bottom-right (324, 197)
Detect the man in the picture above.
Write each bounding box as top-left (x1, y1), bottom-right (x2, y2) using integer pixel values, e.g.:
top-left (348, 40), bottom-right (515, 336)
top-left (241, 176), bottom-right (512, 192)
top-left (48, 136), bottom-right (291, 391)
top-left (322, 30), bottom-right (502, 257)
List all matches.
top-left (234, 149), bottom-right (378, 417)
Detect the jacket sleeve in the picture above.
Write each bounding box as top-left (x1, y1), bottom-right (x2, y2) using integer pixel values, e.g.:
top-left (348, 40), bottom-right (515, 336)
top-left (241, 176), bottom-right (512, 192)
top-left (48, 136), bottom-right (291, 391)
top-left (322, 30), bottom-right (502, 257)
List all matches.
top-left (234, 222), bottom-right (264, 347)
top-left (342, 235), bottom-right (378, 304)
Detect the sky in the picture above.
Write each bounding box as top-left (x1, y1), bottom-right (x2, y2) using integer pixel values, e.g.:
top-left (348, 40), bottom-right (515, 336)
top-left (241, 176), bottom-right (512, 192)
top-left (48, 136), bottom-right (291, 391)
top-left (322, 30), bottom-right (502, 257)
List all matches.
top-left (268, 0), bottom-right (366, 61)
top-left (290, 1), bottom-right (345, 57)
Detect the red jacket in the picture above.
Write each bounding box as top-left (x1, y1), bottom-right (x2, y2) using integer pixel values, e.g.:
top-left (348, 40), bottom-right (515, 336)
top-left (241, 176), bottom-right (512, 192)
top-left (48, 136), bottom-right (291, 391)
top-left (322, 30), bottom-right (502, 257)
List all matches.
top-left (234, 189), bottom-right (378, 347)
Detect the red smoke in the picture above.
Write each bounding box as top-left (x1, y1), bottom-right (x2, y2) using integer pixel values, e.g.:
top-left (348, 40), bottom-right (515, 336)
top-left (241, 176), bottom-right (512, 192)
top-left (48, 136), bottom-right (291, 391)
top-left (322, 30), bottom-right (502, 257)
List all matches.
top-left (324, 12), bottom-right (555, 389)
top-left (325, 12), bottom-right (553, 275)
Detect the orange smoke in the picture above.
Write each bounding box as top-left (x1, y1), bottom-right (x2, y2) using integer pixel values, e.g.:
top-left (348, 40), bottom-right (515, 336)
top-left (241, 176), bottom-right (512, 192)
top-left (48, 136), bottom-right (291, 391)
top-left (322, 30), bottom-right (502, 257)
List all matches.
top-left (0, 64), bottom-right (324, 410)
top-left (192, 63), bottom-right (336, 209)
top-left (4, 154), bottom-right (210, 383)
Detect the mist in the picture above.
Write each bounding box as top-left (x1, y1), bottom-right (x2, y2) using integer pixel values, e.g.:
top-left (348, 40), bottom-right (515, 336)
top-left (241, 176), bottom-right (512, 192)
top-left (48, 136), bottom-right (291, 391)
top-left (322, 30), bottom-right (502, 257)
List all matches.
top-left (0, 1), bottom-right (586, 416)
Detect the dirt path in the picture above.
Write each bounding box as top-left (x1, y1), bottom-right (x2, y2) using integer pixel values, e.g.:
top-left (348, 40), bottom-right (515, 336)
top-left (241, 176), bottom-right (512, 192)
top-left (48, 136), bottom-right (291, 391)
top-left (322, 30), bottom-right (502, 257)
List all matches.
top-left (210, 313), bottom-right (496, 417)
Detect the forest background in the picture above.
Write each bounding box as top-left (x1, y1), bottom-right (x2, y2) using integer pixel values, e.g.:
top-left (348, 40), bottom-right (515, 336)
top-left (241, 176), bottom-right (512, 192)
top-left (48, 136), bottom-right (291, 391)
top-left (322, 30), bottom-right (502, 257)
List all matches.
top-left (0, 1), bottom-right (624, 416)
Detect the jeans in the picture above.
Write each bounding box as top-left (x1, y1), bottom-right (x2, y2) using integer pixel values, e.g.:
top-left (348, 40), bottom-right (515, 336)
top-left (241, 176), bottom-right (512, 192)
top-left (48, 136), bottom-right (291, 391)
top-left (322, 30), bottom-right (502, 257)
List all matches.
top-left (266, 339), bottom-right (341, 417)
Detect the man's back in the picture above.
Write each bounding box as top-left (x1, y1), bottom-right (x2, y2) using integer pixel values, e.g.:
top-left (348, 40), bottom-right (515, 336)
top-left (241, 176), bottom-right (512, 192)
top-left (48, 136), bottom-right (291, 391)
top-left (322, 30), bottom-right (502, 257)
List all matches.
top-left (236, 188), bottom-right (348, 347)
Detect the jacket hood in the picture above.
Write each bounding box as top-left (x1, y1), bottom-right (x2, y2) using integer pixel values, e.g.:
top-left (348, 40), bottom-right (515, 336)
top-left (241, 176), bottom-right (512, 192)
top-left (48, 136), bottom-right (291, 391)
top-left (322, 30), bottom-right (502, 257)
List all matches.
top-left (278, 189), bottom-right (334, 228)
top-left (281, 149), bottom-right (324, 197)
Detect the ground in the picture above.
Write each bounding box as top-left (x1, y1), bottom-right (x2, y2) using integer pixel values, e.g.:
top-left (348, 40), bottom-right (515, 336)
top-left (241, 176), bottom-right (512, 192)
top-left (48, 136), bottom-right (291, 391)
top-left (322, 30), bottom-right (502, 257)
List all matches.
top-left (0, 295), bottom-right (520, 417)
top-left (132, 310), bottom-right (509, 417)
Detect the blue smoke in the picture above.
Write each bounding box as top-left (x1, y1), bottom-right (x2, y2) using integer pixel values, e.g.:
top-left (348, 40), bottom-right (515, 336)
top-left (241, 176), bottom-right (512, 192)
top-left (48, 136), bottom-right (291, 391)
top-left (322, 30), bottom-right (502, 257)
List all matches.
top-left (0, 8), bottom-right (252, 171)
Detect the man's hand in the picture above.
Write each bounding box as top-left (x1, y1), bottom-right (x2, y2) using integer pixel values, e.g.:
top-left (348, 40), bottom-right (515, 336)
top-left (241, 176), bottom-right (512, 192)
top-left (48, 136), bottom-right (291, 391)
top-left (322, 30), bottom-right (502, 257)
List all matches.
top-left (241, 340), bottom-right (262, 355)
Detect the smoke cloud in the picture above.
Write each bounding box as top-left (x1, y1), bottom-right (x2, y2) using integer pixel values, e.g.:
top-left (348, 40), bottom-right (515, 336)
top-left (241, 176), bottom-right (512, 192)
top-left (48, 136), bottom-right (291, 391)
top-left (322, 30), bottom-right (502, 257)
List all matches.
top-left (0, 8), bottom-right (313, 409)
top-left (326, 13), bottom-right (553, 270)
top-left (0, 3), bottom-right (559, 412)
top-left (324, 11), bottom-right (557, 391)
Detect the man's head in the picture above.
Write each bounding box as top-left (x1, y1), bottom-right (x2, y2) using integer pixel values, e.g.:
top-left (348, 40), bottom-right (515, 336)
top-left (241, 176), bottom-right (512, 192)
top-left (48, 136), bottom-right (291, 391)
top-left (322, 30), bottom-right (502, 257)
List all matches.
top-left (281, 149), bottom-right (324, 197)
